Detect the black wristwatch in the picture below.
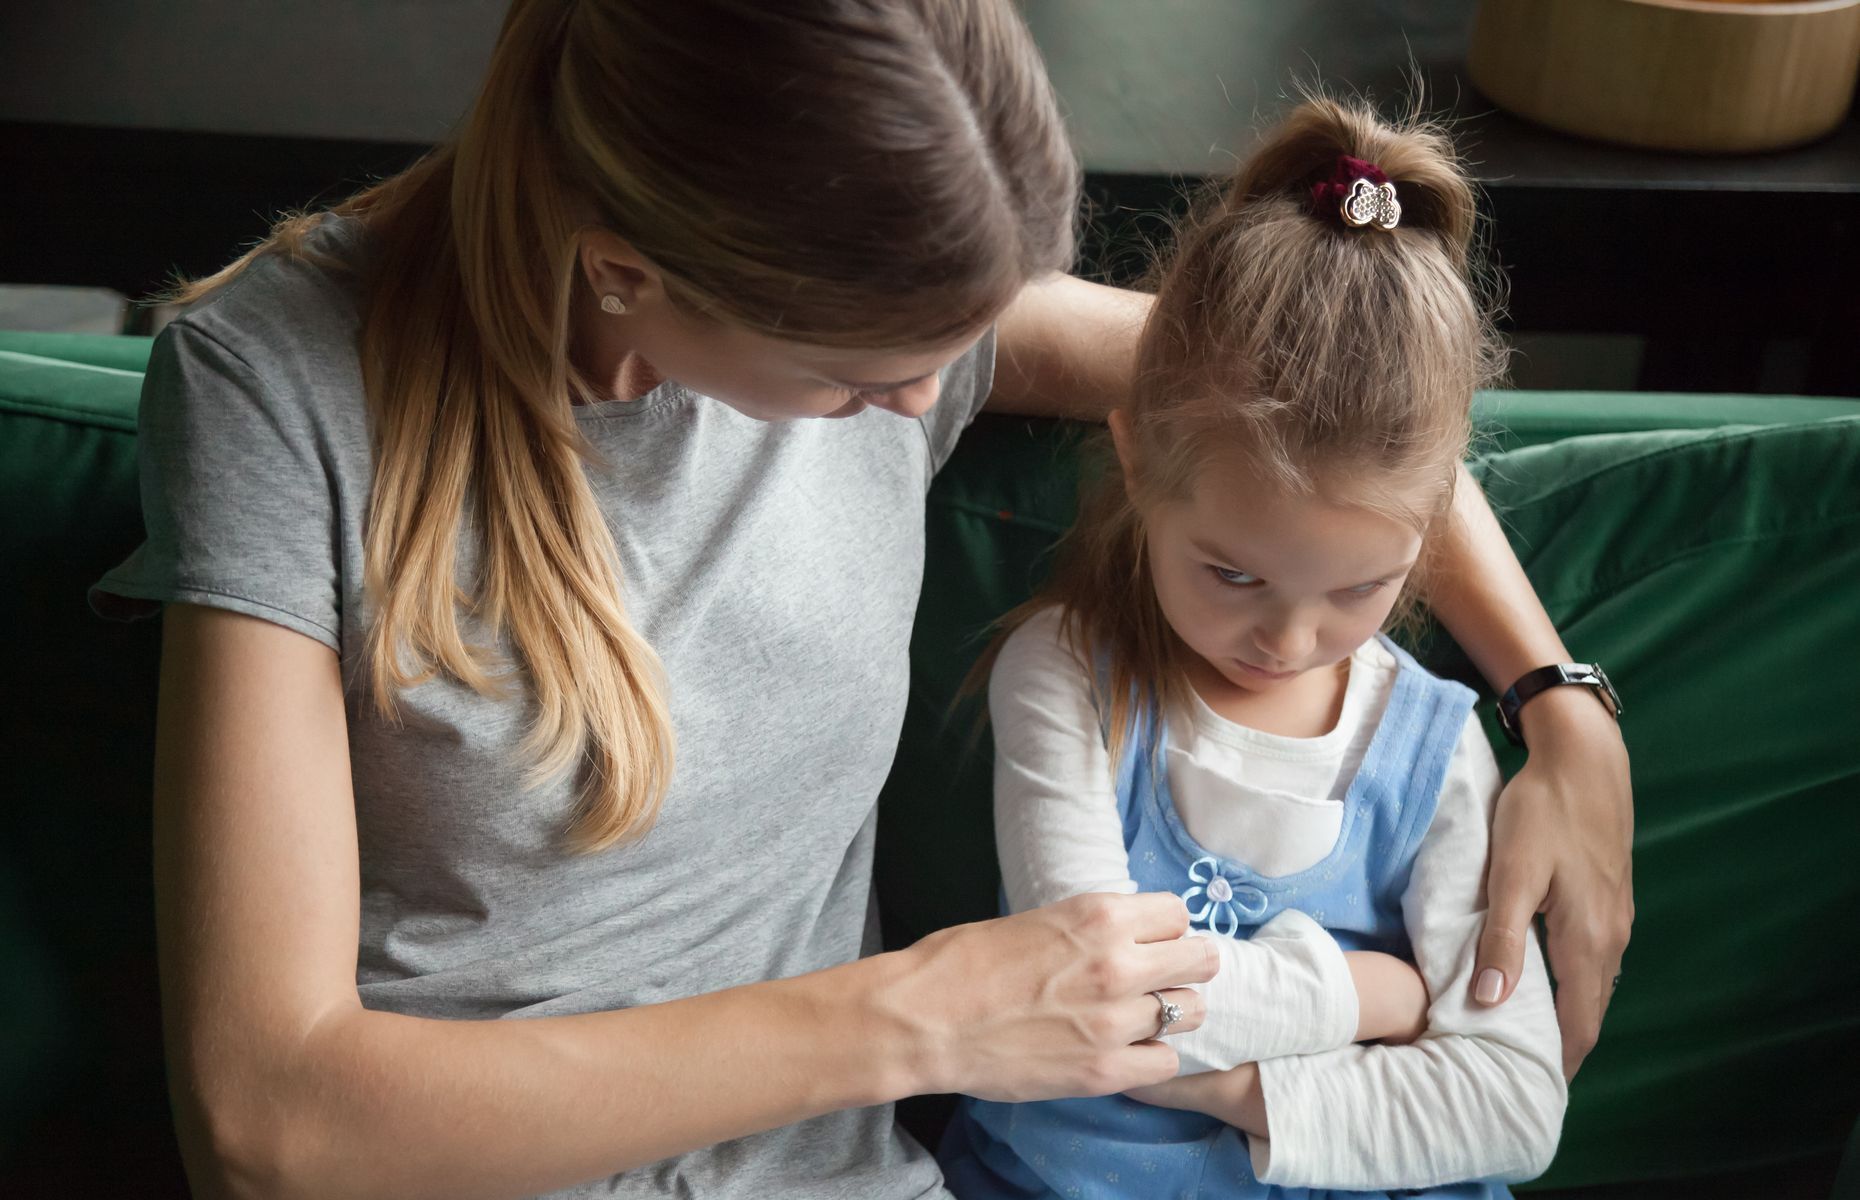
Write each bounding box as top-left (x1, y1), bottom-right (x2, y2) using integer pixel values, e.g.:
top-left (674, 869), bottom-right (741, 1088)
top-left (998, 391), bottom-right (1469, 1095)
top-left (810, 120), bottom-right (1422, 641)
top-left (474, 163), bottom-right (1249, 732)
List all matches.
top-left (1496, 663), bottom-right (1622, 747)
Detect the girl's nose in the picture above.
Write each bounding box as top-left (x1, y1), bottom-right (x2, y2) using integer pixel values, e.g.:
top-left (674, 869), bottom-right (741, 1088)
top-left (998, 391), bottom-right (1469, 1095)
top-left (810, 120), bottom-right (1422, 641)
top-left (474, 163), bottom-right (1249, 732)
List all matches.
top-left (1253, 614), bottom-right (1316, 665)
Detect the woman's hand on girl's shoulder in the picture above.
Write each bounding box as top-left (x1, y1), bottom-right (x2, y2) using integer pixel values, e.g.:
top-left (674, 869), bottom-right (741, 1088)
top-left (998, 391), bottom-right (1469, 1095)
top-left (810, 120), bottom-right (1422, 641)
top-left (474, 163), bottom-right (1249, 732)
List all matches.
top-left (880, 891), bottom-right (1216, 1102)
top-left (1474, 687), bottom-right (1634, 1080)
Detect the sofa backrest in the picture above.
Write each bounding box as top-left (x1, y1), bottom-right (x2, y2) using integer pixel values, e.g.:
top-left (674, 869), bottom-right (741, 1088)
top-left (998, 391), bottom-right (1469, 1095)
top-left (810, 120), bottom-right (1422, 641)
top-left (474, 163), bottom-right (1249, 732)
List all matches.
top-left (5, 331), bottom-right (1859, 1193)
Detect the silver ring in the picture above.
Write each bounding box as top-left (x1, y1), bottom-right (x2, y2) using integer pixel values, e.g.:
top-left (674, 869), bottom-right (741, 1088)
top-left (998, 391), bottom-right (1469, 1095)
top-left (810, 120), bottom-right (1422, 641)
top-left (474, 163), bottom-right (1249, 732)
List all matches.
top-left (1151, 990), bottom-right (1184, 1037)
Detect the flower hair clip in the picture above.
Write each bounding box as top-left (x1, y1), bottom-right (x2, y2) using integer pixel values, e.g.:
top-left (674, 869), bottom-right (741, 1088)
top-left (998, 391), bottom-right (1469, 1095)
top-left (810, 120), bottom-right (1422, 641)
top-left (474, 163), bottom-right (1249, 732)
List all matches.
top-left (1310, 154), bottom-right (1401, 231)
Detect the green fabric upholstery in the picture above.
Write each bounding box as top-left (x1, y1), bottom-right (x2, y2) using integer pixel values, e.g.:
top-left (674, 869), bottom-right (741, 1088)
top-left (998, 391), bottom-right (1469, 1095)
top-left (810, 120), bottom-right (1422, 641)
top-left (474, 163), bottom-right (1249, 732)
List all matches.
top-left (5, 329), bottom-right (1858, 1196)
top-left (1470, 390), bottom-right (1860, 452)
top-left (0, 334), bottom-right (173, 1189)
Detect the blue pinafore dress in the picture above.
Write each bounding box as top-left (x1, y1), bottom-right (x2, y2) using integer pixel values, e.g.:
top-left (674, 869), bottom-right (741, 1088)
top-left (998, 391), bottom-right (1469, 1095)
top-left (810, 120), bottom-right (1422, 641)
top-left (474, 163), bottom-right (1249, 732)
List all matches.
top-left (939, 637), bottom-right (1507, 1200)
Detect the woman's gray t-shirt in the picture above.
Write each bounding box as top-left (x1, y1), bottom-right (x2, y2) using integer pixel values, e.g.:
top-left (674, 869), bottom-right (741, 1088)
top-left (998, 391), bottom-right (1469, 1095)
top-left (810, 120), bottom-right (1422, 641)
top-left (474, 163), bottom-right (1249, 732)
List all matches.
top-left (91, 219), bottom-right (990, 1198)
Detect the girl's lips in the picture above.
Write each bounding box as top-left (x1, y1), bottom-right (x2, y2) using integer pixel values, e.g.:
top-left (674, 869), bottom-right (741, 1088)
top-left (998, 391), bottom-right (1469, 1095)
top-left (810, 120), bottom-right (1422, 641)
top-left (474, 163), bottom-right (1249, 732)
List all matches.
top-left (1233, 658), bottom-right (1297, 682)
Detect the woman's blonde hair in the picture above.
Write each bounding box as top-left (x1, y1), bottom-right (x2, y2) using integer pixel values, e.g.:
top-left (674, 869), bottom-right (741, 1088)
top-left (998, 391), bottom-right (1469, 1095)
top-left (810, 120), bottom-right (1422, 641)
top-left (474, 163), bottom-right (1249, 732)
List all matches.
top-left (986, 94), bottom-right (1504, 762)
top-left (171, 0), bottom-right (1080, 851)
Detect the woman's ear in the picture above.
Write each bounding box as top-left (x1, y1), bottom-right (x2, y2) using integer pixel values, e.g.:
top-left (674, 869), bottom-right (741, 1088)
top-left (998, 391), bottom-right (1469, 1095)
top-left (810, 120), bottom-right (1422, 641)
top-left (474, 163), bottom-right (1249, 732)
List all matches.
top-left (578, 229), bottom-right (663, 314)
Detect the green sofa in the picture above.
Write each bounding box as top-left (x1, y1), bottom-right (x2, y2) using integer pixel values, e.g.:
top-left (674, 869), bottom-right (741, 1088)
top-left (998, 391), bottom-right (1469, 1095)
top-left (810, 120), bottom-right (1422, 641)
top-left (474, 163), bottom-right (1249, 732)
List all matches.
top-left (5, 330), bottom-right (1859, 1197)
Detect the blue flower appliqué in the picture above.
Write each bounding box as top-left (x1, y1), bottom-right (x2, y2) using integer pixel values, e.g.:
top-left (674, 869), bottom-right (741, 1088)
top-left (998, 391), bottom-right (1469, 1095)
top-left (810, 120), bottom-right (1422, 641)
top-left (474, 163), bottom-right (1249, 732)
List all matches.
top-left (1182, 856), bottom-right (1269, 937)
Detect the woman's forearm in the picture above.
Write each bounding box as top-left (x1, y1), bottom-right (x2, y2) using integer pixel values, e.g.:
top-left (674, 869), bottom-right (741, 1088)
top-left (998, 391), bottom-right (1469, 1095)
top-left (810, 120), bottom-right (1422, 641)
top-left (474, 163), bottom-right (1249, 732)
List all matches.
top-left (987, 275), bottom-right (1151, 419)
top-left (1430, 464), bottom-right (1571, 693)
top-left (188, 952), bottom-right (926, 1200)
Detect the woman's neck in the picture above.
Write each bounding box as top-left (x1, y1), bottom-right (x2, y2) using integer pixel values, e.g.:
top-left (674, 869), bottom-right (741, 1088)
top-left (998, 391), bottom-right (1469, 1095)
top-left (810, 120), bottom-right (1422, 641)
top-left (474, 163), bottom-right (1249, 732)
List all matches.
top-left (568, 290), bottom-right (664, 404)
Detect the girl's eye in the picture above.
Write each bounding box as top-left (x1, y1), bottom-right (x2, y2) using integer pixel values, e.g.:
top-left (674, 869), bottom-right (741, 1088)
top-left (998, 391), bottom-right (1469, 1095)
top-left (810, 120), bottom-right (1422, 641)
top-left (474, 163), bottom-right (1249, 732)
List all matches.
top-left (1343, 581), bottom-right (1386, 597)
top-left (1209, 566), bottom-right (1261, 587)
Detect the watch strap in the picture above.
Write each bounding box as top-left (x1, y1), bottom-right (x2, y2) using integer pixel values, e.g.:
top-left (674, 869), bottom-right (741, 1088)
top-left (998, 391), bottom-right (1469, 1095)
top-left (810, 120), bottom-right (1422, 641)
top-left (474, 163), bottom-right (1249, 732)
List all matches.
top-left (1497, 663), bottom-right (1622, 747)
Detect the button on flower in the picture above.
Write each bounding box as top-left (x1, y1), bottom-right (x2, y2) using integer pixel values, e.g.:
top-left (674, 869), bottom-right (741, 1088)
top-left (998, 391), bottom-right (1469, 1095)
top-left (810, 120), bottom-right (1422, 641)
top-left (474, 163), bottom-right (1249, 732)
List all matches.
top-left (1182, 856), bottom-right (1268, 936)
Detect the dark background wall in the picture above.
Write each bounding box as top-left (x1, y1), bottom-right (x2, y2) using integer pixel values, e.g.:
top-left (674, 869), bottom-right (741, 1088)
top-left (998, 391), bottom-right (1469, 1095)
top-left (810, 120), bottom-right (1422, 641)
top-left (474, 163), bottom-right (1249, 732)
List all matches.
top-left (0, 1), bottom-right (1475, 152)
top-left (3, 2), bottom-right (1851, 394)
top-left (0, 1), bottom-right (504, 141)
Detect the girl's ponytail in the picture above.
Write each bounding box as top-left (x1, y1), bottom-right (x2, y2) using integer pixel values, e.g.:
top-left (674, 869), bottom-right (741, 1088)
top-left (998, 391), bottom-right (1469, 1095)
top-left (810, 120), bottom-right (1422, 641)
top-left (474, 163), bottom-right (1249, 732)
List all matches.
top-left (1221, 95), bottom-right (1479, 271)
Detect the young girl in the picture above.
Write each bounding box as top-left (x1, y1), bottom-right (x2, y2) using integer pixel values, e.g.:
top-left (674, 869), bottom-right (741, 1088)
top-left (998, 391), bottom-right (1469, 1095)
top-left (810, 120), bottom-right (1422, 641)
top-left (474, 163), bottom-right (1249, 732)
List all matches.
top-left (940, 98), bottom-right (1567, 1198)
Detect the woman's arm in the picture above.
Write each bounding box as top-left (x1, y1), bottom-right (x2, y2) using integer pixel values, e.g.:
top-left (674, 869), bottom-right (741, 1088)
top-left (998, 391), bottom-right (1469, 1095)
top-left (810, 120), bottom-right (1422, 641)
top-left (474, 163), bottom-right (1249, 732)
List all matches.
top-left (155, 605), bottom-right (1218, 1200)
top-left (992, 278), bottom-right (1635, 1078)
top-left (1434, 473), bottom-right (1635, 1079)
top-left (985, 273), bottom-right (1148, 419)
top-left (990, 610), bottom-right (1430, 1069)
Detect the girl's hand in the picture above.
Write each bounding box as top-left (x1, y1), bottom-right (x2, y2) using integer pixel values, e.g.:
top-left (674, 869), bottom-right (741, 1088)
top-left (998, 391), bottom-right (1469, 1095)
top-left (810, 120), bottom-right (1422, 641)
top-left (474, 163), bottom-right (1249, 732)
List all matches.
top-left (1474, 687), bottom-right (1634, 1080)
top-left (1126, 1062), bottom-right (1266, 1135)
top-left (886, 892), bottom-right (1216, 1102)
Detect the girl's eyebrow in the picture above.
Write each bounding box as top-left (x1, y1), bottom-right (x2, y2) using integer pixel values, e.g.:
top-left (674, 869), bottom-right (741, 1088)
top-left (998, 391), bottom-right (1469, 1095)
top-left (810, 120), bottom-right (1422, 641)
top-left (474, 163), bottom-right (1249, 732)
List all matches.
top-left (1191, 536), bottom-right (1417, 585)
top-left (1190, 536), bottom-right (1253, 567)
top-left (1353, 559), bottom-right (1419, 582)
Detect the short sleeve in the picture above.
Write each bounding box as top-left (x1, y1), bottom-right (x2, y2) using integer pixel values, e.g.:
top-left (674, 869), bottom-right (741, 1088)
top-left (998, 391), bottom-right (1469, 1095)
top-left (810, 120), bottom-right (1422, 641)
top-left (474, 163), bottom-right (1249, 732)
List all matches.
top-left (88, 320), bottom-right (343, 652)
top-left (917, 325), bottom-right (998, 474)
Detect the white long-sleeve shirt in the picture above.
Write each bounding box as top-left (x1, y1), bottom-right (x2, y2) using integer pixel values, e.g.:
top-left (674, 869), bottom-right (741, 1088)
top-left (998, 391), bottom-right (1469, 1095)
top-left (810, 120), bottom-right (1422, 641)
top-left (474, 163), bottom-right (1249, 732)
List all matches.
top-left (990, 609), bottom-right (1566, 1190)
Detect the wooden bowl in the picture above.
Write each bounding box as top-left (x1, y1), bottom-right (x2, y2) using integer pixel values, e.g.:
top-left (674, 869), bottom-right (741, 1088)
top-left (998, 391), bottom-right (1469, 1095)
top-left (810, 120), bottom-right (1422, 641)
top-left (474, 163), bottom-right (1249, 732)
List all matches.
top-left (1469, 0), bottom-right (1860, 152)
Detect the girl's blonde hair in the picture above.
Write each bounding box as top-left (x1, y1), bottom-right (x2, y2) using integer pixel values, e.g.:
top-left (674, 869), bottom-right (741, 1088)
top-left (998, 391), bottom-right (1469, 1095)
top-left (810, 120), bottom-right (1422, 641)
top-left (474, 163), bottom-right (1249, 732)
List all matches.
top-left (988, 95), bottom-right (1504, 761)
top-left (172, 0), bottom-right (1080, 851)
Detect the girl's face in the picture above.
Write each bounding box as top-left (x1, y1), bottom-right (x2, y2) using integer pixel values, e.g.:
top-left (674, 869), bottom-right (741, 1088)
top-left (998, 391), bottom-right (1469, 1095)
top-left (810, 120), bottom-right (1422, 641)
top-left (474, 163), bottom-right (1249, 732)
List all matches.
top-left (1135, 447), bottom-right (1427, 696)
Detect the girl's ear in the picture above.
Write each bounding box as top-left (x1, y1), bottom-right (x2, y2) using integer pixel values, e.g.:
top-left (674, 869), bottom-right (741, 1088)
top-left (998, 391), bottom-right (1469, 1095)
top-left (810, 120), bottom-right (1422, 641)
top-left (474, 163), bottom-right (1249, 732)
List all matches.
top-left (1107, 407), bottom-right (1137, 485)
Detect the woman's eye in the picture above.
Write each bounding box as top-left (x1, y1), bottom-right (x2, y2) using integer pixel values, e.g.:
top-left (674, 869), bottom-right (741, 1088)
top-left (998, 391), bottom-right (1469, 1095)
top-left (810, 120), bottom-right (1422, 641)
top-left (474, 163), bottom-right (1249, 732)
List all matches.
top-left (1210, 566), bottom-right (1261, 587)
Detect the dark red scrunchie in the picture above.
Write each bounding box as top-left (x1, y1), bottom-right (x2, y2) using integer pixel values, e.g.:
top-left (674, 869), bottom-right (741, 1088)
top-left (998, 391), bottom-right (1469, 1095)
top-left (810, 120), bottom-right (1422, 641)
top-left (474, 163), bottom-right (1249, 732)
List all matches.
top-left (1309, 155), bottom-right (1390, 223)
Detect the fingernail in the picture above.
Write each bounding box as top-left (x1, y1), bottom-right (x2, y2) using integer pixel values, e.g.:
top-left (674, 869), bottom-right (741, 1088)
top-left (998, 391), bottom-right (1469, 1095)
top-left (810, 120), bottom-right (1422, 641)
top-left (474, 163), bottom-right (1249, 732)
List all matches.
top-left (1475, 968), bottom-right (1504, 1005)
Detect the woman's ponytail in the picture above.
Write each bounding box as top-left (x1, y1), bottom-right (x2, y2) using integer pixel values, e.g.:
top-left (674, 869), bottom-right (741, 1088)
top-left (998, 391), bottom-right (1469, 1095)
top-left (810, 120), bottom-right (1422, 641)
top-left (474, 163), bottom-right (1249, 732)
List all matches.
top-left (165, 0), bottom-right (1078, 853)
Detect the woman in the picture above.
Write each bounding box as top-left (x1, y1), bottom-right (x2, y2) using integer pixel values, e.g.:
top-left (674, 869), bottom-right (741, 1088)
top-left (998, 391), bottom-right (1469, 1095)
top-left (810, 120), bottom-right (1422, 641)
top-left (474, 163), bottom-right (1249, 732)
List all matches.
top-left (91, 1), bottom-right (1631, 1197)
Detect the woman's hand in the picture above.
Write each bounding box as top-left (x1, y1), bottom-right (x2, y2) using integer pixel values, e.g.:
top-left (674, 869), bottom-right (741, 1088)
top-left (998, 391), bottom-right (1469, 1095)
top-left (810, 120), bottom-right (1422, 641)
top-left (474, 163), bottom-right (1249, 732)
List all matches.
top-left (1474, 687), bottom-right (1634, 1080)
top-left (884, 891), bottom-right (1216, 1102)
top-left (1126, 1062), bottom-right (1267, 1136)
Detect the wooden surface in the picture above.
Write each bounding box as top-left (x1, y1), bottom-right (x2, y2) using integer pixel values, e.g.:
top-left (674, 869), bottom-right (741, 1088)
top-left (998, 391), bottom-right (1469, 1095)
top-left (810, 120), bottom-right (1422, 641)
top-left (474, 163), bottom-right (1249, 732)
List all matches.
top-left (1470, 0), bottom-right (1860, 152)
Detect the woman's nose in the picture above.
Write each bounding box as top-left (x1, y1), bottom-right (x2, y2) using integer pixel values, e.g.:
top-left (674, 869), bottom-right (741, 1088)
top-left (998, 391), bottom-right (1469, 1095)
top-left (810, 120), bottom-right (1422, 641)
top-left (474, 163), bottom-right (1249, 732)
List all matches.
top-left (869, 373), bottom-right (941, 419)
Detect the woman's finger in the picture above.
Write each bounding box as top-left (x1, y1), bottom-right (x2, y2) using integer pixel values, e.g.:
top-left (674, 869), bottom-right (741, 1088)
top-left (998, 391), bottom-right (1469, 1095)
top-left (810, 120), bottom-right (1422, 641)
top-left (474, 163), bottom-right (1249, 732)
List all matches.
top-left (1124, 985), bottom-right (1205, 1044)
top-left (1130, 927), bottom-right (1219, 993)
top-left (1121, 890), bottom-right (1193, 943)
top-left (1473, 848), bottom-right (1547, 1008)
top-left (1545, 895), bottom-right (1630, 1080)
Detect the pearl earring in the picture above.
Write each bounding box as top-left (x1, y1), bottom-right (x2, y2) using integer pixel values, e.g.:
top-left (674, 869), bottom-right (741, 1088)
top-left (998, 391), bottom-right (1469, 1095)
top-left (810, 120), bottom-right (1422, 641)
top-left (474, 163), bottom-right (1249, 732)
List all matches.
top-left (600, 294), bottom-right (627, 315)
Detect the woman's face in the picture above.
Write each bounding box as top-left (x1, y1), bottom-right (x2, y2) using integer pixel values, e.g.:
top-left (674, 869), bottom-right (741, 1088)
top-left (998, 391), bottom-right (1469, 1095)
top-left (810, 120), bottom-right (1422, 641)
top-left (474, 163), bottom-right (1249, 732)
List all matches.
top-left (574, 233), bottom-right (992, 422)
top-left (618, 299), bottom-right (987, 423)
